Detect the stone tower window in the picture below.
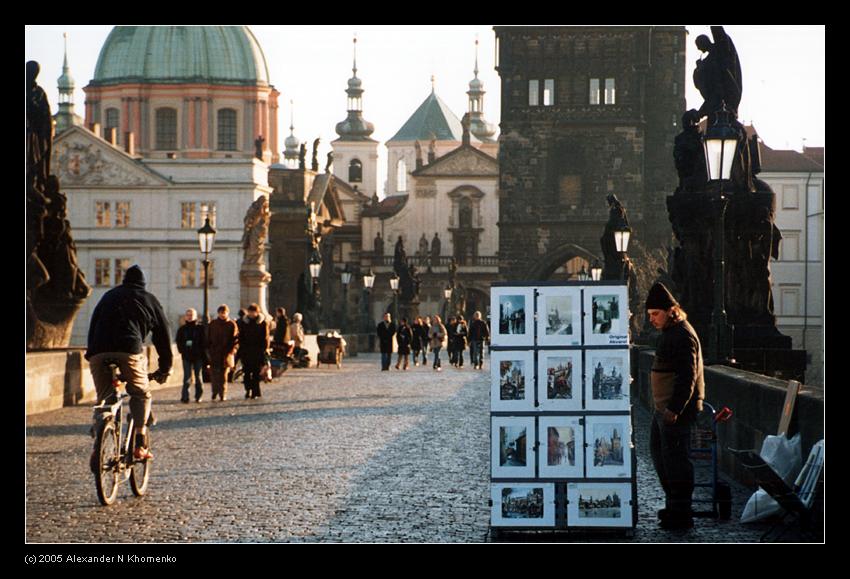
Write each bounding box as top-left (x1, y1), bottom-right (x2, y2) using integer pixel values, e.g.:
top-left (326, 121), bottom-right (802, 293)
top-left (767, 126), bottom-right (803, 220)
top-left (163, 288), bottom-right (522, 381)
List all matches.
top-left (349, 158), bottom-right (363, 183)
top-left (217, 108), bottom-right (237, 151)
top-left (529, 80), bottom-right (540, 106)
top-left (155, 107), bottom-right (177, 150)
top-left (605, 78), bottom-right (616, 105)
top-left (544, 79), bottom-right (555, 106)
top-left (589, 79), bottom-right (601, 105)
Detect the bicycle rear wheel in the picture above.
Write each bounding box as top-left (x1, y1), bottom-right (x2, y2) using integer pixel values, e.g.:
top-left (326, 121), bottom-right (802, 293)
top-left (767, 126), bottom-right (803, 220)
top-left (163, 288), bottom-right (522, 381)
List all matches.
top-left (129, 432), bottom-right (151, 497)
top-left (94, 420), bottom-right (119, 505)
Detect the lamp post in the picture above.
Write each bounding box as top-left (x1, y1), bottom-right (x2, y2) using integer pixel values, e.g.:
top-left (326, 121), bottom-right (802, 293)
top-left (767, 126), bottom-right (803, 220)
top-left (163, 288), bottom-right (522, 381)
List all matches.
top-left (309, 248), bottom-right (322, 331)
top-left (197, 216), bottom-right (217, 324)
top-left (389, 272), bottom-right (400, 323)
top-left (340, 264), bottom-right (352, 333)
top-left (703, 103), bottom-right (738, 364)
top-left (577, 265), bottom-right (590, 282)
top-left (443, 285), bottom-right (453, 321)
top-left (591, 261), bottom-right (603, 282)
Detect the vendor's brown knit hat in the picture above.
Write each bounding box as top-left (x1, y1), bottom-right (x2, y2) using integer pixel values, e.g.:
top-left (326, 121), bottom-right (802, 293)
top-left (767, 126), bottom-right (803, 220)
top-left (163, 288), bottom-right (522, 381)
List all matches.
top-left (645, 282), bottom-right (678, 311)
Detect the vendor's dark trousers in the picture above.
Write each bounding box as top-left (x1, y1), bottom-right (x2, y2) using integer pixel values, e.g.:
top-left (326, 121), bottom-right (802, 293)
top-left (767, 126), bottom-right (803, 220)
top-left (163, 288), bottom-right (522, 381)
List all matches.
top-left (181, 357), bottom-right (204, 402)
top-left (243, 364), bottom-right (262, 399)
top-left (650, 410), bottom-right (695, 516)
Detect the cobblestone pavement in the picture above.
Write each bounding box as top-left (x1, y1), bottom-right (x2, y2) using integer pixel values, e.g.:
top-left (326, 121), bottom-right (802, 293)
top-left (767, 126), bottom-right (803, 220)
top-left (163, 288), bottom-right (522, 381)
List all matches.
top-left (26, 354), bottom-right (793, 543)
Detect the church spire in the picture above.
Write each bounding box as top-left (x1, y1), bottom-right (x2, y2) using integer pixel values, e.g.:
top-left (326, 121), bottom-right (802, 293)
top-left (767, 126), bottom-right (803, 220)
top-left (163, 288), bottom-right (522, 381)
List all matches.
top-left (55, 32), bottom-right (82, 133)
top-left (467, 36), bottom-right (496, 143)
top-left (284, 99), bottom-right (300, 166)
top-left (335, 34), bottom-right (375, 141)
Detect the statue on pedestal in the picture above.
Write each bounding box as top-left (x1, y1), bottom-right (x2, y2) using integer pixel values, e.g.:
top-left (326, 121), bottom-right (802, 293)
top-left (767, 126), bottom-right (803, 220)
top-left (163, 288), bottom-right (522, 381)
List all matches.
top-left (311, 138), bottom-right (320, 172)
top-left (242, 196), bottom-right (270, 266)
top-left (373, 231), bottom-right (384, 256)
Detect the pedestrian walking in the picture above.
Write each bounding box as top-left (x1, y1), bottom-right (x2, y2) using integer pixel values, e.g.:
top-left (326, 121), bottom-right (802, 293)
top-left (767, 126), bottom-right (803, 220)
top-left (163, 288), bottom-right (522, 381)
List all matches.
top-left (468, 310), bottom-right (490, 370)
top-left (273, 307), bottom-right (289, 346)
top-left (207, 304), bottom-right (239, 401)
top-left (446, 316), bottom-right (458, 367)
top-left (455, 315), bottom-right (469, 368)
top-left (85, 265), bottom-right (171, 462)
top-left (230, 308), bottom-right (248, 383)
top-left (395, 318), bottom-right (413, 370)
top-left (239, 303), bottom-right (270, 399)
top-left (176, 308), bottom-right (207, 403)
top-left (411, 317), bottom-right (423, 367)
top-left (646, 282), bottom-right (705, 531)
top-left (429, 314), bottom-right (447, 371)
top-left (376, 312), bottom-right (396, 371)
top-left (290, 312), bottom-right (308, 364)
top-left (421, 316), bottom-right (432, 365)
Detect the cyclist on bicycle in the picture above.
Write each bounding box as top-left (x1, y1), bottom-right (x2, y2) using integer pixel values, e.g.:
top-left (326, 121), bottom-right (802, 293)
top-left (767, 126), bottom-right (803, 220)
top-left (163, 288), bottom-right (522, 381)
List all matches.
top-left (86, 265), bottom-right (172, 460)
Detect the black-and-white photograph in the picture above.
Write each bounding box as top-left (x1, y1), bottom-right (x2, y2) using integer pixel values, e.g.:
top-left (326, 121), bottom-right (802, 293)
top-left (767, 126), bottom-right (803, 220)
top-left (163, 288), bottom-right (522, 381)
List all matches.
top-left (584, 286), bottom-right (629, 346)
top-left (491, 483), bottom-right (556, 527)
top-left (585, 416), bottom-right (632, 478)
top-left (491, 418), bottom-right (535, 479)
top-left (501, 487), bottom-right (544, 519)
top-left (537, 287), bottom-right (581, 346)
top-left (500, 360), bottom-right (525, 401)
top-left (567, 483), bottom-right (633, 528)
top-left (499, 295), bottom-right (526, 336)
top-left (539, 417), bottom-right (584, 479)
top-left (491, 351), bottom-right (534, 411)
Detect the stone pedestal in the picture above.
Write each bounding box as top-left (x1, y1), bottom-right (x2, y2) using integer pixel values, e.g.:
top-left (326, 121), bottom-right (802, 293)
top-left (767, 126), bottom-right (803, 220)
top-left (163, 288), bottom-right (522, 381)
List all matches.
top-left (240, 265), bottom-right (272, 316)
top-left (27, 296), bottom-right (86, 350)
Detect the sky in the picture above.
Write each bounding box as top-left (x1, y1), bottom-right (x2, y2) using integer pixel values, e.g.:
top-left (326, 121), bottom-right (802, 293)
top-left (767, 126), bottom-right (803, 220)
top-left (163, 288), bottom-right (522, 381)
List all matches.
top-left (25, 25), bottom-right (824, 197)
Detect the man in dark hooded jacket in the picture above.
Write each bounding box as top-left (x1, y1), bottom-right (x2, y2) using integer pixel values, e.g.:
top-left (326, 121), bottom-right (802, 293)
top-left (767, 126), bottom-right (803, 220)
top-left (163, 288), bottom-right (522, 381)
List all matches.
top-left (86, 265), bottom-right (172, 460)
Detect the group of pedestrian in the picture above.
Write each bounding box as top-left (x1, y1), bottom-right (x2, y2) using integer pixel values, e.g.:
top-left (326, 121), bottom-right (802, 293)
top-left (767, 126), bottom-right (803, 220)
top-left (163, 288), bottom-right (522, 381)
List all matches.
top-left (376, 311), bottom-right (490, 372)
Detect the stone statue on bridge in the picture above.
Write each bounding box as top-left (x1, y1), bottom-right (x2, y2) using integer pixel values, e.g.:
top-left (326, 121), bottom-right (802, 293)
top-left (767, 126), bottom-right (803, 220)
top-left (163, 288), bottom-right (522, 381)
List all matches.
top-left (242, 196), bottom-right (270, 266)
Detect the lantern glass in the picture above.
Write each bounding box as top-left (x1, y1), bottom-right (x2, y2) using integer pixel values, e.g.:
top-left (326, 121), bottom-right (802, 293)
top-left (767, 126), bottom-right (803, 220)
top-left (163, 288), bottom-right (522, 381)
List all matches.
top-left (309, 261), bottom-right (322, 279)
top-left (363, 270), bottom-right (375, 289)
top-left (341, 270), bottom-right (352, 286)
top-left (614, 229), bottom-right (631, 253)
top-left (591, 263), bottom-right (602, 281)
top-left (578, 267), bottom-right (589, 281)
top-left (444, 287), bottom-right (453, 300)
top-left (389, 275), bottom-right (399, 291)
top-left (704, 137), bottom-right (738, 181)
top-left (197, 217), bottom-right (217, 255)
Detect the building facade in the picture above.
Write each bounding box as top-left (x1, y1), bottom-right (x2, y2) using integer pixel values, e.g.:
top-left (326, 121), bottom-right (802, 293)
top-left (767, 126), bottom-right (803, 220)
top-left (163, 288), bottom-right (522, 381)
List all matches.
top-left (56, 26), bottom-right (277, 344)
top-left (494, 26), bottom-right (687, 281)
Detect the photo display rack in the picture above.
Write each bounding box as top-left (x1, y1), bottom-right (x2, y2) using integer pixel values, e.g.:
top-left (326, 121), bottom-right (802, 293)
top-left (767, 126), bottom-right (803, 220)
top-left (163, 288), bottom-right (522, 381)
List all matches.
top-left (489, 281), bottom-right (637, 536)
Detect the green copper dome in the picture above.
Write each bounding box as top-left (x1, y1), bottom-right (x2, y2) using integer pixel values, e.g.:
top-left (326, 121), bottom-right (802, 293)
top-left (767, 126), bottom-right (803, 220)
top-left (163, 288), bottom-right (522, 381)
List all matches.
top-left (90, 26), bottom-right (270, 87)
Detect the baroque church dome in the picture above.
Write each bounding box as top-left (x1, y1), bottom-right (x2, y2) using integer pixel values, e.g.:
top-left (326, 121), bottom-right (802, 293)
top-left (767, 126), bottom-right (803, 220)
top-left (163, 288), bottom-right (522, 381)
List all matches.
top-left (90, 26), bottom-right (270, 87)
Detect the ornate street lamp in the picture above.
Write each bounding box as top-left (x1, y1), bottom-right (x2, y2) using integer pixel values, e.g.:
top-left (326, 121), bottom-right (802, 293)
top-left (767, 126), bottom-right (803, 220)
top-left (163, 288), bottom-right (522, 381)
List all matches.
top-left (591, 261), bottom-right (603, 282)
top-left (362, 267), bottom-right (375, 338)
top-left (196, 216), bottom-right (217, 324)
top-left (389, 272), bottom-right (400, 322)
top-left (577, 265), bottom-right (590, 281)
top-left (443, 285), bottom-right (453, 321)
top-left (340, 264), bottom-right (352, 333)
top-left (703, 103), bottom-right (738, 364)
top-left (614, 226), bottom-right (632, 254)
top-left (309, 248), bottom-right (322, 330)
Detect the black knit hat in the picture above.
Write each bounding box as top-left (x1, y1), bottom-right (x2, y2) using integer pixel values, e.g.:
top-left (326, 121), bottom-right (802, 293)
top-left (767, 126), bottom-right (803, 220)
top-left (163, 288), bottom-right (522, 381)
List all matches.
top-left (645, 282), bottom-right (678, 311)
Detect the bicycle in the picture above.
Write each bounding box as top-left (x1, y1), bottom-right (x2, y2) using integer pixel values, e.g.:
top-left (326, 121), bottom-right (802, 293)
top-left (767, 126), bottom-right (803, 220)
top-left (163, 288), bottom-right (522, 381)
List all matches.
top-left (90, 359), bottom-right (168, 506)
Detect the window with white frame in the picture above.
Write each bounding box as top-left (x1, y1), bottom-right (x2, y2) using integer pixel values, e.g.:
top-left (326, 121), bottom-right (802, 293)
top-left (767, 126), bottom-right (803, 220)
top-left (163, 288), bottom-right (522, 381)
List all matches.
top-left (529, 80), bottom-right (540, 106)
top-left (780, 286), bottom-right (801, 316)
top-left (604, 78), bottom-right (616, 105)
top-left (114, 258), bottom-right (130, 285)
top-left (783, 185), bottom-right (800, 210)
top-left (181, 202), bottom-right (196, 229)
top-left (200, 202), bottom-right (217, 228)
top-left (95, 202), bottom-right (111, 228)
top-left (94, 259), bottom-right (111, 286)
top-left (543, 79), bottom-right (555, 106)
top-left (179, 260), bottom-right (196, 288)
top-left (115, 201), bottom-right (130, 228)
top-left (780, 231), bottom-right (801, 261)
top-left (589, 78), bottom-right (601, 105)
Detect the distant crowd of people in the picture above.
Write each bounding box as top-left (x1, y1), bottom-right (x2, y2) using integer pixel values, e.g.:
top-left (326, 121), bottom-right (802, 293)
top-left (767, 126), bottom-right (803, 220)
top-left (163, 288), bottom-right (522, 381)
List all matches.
top-left (376, 311), bottom-right (490, 372)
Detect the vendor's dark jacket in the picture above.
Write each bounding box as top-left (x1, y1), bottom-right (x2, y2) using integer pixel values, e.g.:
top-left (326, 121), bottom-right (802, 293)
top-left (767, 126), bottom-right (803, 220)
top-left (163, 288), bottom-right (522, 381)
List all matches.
top-left (85, 265), bottom-right (172, 371)
top-left (176, 321), bottom-right (207, 363)
top-left (376, 321), bottom-right (396, 353)
top-left (651, 318), bottom-right (705, 416)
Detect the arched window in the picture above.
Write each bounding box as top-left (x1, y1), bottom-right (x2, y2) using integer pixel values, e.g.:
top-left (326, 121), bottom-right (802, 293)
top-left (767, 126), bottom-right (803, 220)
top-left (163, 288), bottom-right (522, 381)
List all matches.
top-left (349, 158), bottom-right (363, 183)
top-left (217, 108), bottom-right (237, 151)
top-left (155, 107), bottom-right (177, 150)
top-left (396, 158), bottom-right (407, 193)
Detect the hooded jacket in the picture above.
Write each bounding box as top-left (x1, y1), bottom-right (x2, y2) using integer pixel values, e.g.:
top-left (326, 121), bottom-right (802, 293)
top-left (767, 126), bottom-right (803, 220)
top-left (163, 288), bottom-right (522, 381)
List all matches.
top-left (85, 265), bottom-right (173, 371)
top-left (651, 318), bottom-right (705, 416)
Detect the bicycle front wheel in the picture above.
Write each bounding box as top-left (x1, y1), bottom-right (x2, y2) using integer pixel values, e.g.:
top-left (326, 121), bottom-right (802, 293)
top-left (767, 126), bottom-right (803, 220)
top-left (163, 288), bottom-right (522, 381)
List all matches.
top-left (130, 433), bottom-right (151, 497)
top-left (94, 420), bottom-right (119, 505)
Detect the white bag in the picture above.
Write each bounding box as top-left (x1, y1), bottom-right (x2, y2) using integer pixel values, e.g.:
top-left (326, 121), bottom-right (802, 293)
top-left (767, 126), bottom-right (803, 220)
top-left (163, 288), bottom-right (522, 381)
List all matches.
top-left (741, 433), bottom-right (803, 523)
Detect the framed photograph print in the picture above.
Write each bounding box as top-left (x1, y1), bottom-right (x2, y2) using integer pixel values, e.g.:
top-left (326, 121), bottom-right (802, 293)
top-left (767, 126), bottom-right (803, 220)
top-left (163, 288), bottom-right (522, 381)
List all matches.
top-left (491, 483), bottom-right (556, 527)
top-left (566, 482), bottom-right (633, 528)
top-left (538, 416), bottom-right (585, 479)
top-left (584, 286), bottom-right (629, 346)
top-left (491, 417), bottom-right (536, 479)
top-left (585, 349), bottom-right (631, 411)
top-left (585, 415), bottom-right (632, 479)
top-left (536, 350), bottom-right (583, 412)
top-left (490, 287), bottom-right (535, 347)
top-left (537, 287), bottom-right (582, 346)
top-left (491, 351), bottom-right (535, 412)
